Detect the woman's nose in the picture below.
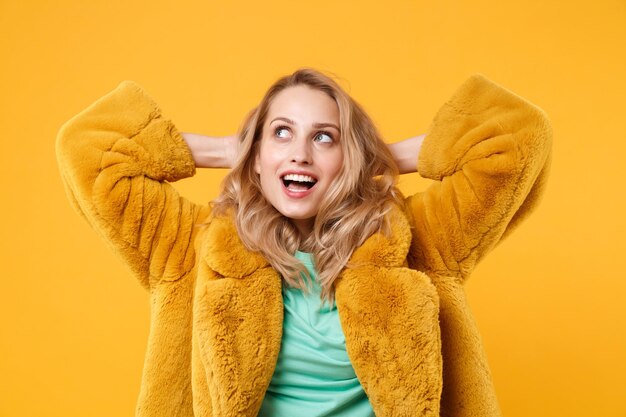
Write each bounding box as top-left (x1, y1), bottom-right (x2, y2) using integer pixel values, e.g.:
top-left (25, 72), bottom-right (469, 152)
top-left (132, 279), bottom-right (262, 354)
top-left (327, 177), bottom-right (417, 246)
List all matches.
top-left (290, 137), bottom-right (312, 164)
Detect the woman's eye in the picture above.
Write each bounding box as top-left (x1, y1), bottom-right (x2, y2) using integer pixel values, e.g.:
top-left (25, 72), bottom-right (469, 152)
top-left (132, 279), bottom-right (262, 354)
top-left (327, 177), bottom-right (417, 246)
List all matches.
top-left (275, 126), bottom-right (290, 138)
top-left (314, 132), bottom-right (333, 143)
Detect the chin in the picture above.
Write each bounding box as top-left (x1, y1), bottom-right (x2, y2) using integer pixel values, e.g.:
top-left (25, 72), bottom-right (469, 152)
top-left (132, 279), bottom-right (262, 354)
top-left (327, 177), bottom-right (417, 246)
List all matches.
top-left (280, 211), bottom-right (314, 221)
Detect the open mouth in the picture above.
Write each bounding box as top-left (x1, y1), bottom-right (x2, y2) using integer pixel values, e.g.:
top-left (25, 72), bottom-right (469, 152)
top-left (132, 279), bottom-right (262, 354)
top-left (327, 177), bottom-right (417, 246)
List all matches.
top-left (281, 173), bottom-right (318, 192)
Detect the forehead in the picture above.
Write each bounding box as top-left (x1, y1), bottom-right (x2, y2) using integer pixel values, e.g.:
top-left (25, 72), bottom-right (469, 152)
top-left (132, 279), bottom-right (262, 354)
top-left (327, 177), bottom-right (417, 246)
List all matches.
top-left (266, 85), bottom-right (339, 124)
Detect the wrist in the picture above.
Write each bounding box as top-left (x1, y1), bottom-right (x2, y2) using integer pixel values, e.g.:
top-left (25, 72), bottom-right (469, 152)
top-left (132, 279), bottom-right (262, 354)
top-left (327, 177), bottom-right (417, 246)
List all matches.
top-left (182, 132), bottom-right (236, 169)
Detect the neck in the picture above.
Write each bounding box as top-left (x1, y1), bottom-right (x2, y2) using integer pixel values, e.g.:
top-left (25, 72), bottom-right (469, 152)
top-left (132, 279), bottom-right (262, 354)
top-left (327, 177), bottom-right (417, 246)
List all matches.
top-left (292, 218), bottom-right (314, 241)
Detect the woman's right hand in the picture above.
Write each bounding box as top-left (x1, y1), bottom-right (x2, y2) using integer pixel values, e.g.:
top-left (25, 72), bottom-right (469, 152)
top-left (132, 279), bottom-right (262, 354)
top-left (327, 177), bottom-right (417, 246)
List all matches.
top-left (181, 132), bottom-right (238, 169)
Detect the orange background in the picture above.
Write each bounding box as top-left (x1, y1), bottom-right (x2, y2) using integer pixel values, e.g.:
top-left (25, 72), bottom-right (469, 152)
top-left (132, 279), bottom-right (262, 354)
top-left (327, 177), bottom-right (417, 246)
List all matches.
top-left (1, 1), bottom-right (625, 416)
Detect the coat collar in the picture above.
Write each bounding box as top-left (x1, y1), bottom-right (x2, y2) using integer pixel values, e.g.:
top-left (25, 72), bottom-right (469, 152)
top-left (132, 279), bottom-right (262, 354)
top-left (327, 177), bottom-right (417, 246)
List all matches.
top-left (202, 210), bottom-right (269, 278)
top-left (203, 203), bottom-right (413, 278)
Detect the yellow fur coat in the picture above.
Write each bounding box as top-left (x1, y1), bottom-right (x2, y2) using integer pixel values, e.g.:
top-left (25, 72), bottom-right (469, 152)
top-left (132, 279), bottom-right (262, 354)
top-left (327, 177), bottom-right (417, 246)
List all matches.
top-left (56, 74), bottom-right (552, 417)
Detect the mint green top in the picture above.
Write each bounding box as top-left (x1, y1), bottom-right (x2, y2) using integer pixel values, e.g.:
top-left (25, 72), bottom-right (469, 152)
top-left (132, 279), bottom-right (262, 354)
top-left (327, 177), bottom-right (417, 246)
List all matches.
top-left (258, 251), bottom-right (374, 417)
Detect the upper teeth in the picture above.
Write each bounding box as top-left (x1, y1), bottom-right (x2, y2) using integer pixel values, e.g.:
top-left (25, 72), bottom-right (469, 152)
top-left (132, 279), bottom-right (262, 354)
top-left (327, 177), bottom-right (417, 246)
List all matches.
top-left (283, 174), bottom-right (316, 183)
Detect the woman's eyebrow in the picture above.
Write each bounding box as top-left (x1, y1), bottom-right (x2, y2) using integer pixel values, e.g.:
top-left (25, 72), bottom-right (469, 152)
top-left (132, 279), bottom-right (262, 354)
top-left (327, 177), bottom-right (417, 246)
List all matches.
top-left (270, 117), bottom-right (295, 125)
top-left (313, 122), bottom-right (340, 132)
top-left (270, 117), bottom-right (340, 132)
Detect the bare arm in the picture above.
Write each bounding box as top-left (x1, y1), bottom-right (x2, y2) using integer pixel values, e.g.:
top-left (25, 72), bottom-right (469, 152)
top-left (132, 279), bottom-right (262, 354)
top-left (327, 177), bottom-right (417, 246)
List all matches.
top-left (387, 133), bottom-right (426, 174)
top-left (181, 132), bottom-right (238, 168)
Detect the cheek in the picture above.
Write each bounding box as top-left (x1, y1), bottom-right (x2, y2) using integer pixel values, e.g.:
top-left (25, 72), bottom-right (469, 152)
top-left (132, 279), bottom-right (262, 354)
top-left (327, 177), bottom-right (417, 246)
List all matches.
top-left (256, 144), bottom-right (284, 174)
top-left (328, 151), bottom-right (345, 179)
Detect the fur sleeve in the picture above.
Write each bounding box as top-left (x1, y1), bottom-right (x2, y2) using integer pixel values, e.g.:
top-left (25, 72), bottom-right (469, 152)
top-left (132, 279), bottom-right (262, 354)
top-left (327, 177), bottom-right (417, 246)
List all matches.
top-left (56, 81), bottom-right (209, 289)
top-left (406, 74), bottom-right (553, 280)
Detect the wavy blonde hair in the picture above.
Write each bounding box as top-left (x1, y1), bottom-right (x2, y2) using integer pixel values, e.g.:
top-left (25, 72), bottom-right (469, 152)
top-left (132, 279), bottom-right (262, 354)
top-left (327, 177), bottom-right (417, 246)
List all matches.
top-left (213, 68), bottom-right (401, 305)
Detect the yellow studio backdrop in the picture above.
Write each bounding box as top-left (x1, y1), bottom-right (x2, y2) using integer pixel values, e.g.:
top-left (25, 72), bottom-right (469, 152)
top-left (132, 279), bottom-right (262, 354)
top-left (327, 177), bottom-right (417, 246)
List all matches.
top-left (1, 0), bottom-right (624, 416)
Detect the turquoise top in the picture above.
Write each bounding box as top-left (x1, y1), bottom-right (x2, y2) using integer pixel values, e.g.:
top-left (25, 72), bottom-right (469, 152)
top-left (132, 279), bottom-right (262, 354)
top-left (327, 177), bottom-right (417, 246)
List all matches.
top-left (258, 251), bottom-right (374, 417)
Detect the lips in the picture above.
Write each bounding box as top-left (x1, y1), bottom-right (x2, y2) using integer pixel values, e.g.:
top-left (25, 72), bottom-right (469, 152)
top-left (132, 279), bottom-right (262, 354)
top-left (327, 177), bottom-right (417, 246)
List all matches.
top-left (278, 171), bottom-right (318, 198)
top-left (280, 172), bottom-right (318, 191)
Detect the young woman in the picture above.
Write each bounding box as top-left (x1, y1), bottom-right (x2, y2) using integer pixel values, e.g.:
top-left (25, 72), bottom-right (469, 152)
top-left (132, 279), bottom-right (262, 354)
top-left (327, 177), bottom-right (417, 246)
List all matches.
top-left (56, 69), bottom-right (552, 417)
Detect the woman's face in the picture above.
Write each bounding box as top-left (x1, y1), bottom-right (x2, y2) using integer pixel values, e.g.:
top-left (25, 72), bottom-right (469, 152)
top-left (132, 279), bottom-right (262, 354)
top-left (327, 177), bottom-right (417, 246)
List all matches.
top-left (255, 85), bottom-right (343, 237)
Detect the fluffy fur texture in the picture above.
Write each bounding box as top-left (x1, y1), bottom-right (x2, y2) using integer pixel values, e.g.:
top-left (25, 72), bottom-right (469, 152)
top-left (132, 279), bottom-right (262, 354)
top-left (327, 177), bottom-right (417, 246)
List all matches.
top-left (56, 74), bottom-right (552, 417)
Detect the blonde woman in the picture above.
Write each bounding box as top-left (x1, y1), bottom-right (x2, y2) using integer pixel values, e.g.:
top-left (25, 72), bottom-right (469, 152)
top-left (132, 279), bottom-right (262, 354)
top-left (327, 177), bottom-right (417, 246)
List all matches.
top-left (56, 69), bottom-right (552, 417)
